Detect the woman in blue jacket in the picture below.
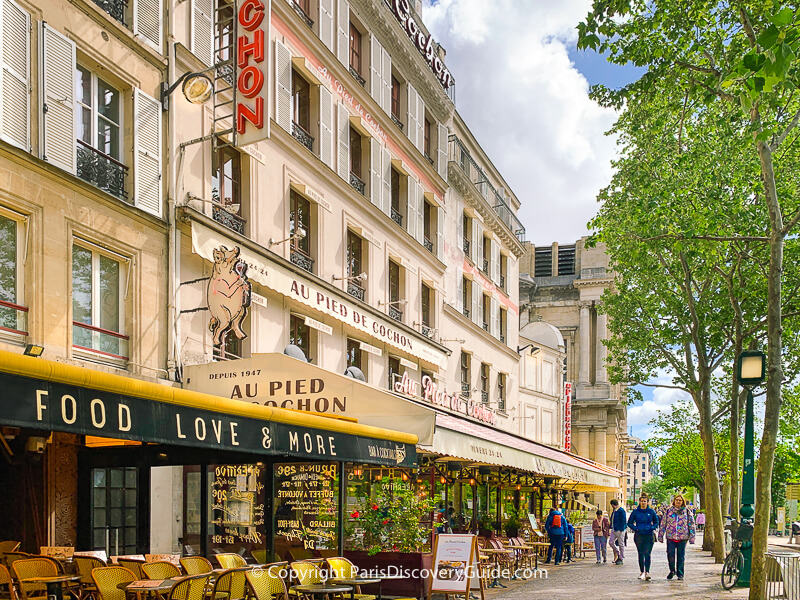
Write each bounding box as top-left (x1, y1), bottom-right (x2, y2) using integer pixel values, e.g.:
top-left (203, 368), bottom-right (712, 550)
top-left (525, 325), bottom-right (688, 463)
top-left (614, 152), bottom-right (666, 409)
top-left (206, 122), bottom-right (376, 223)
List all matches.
top-left (627, 493), bottom-right (660, 580)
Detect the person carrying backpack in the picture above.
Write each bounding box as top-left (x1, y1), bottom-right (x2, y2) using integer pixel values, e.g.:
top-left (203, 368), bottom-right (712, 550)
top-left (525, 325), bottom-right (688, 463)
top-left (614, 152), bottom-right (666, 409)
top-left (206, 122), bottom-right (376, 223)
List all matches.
top-left (544, 507), bottom-right (566, 565)
top-left (563, 516), bottom-right (575, 563)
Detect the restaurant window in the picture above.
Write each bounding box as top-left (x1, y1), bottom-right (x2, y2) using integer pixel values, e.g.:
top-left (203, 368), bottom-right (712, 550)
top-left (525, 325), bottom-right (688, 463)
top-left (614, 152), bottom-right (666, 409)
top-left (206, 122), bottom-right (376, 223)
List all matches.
top-left (291, 69), bottom-right (313, 152)
top-left (0, 213), bottom-right (26, 338)
top-left (388, 259), bottom-right (403, 322)
top-left (500, 307), bottom-right (507, 344)
top-left (211, 146), bottom-right (246, 235)
top-left (422, 200), bottom-right (435, 254)
top-left (388, 355), bottom-right (402, 390)
top-left (480, 363), bottom-right (489, 403)
top-left (462, 277), bottom-right (470, 319)
top-left (421, 283), bottom-right (433, 338)
top-left (497, 372), bottom-right (507, 411)
top-left (214, 327), bottom-right (245, 361)
top-left (289, 191), bottom-right (314, 273)
top-left (346, 229), bottom-right (366, 301)
top-left (90, 467), bottom-right (137, 554)
top-left (391, 74), bottom-right (401, 125)
top-left (424, 117), bottom-right (432, 160)
top-left (460, 352), bottom-right (470, 397)
top-left (76, 66), bottom-right (126, 200)
top-left (482, 294), bottom-right (490, 331)
top-left (289, 314), bottom-right (313, 362)
top-left (346, 337), bottom-right (366, 377)
top-left (72, 243), bottom-right (128, 361)
top-left (349, 23), bottom-right (363, 82)
top-left (209, 464), bottom-right (266, 557)
top-left (462, 213), bottom-right (471, 258)
top-left (349, 127), bottom-right (365, 194)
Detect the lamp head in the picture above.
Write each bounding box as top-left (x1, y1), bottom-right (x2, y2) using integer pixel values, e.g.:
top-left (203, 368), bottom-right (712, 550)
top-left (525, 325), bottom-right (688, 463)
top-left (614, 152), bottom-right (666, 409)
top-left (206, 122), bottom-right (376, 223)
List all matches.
top-left (737, 349), bottom-right (766, 386)
top-left (182, 73), bottom-right (214, 104)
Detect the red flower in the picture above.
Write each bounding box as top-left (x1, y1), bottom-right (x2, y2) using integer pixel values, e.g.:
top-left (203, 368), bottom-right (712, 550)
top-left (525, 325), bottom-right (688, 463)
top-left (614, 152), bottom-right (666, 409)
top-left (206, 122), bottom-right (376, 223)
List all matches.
top-left (372, 504), bottom-right (379, 511)
top-left (382, 519), bottom-right (390, 525)
top-left (351, 511), bottom-right (360, 518)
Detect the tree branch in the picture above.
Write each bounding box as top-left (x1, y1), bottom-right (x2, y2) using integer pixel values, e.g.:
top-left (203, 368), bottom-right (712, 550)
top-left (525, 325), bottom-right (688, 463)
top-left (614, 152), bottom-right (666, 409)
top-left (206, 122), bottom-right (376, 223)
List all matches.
top-left (771, 106), bottom-right (800, 152)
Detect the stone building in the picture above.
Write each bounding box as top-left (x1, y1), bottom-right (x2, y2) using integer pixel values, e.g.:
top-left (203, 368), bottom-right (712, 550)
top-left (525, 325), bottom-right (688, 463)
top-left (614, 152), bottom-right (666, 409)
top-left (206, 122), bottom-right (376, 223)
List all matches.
top-left (626, 436), bottom-right (656, 502)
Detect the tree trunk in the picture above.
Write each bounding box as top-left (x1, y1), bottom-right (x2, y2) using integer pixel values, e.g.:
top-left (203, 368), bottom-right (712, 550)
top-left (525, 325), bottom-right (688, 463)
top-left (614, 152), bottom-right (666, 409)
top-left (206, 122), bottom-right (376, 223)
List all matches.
top-left (721, 476), bottom-right (731, 524)
top-left (698, 381), bottom-right (725, 562)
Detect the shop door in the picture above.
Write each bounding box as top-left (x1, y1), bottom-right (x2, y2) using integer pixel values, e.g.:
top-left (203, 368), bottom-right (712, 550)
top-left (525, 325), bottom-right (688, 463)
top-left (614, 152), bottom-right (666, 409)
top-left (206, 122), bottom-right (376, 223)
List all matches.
top-left (90, 467), bottom-right (138, 554)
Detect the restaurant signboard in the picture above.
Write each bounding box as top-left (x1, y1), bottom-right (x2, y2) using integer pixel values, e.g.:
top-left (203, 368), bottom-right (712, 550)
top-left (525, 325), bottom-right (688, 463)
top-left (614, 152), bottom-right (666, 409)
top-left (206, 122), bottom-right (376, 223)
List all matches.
top-left (393, 371), bottom-right (496, 426)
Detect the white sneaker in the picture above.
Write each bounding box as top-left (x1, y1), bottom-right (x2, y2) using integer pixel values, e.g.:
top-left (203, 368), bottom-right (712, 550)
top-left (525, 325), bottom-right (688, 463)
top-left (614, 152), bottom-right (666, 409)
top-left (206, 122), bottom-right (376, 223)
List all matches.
top-left (639, 573), bottom-right (646, 580)
top-left (645, 572), bottom-right (651, 580)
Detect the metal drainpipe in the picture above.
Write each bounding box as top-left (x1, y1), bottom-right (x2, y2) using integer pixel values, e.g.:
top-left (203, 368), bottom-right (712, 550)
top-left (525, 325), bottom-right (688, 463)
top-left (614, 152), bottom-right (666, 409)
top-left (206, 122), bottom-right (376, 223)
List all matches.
top-left (166, 8), bottom-right (178, 380)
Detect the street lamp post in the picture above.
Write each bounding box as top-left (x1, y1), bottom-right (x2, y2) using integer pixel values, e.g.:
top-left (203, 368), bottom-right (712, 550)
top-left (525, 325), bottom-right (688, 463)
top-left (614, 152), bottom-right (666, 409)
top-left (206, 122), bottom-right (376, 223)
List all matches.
top-left (632, 456), bottom-right (640, 504)
top-left (736, 349), bottom-right (766, 587)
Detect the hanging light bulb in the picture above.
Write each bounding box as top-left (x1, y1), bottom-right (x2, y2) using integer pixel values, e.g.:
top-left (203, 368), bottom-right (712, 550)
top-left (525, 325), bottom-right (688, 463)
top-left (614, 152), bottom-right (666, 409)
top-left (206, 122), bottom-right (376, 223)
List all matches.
top-left (516, 484), bottom-right (521, 491)
top-left (440, 476), bottom-right (446, 484)
top-left (402, 472), bottom-right (409, 481)
top-left (469, 478), bottom-right (476, 486)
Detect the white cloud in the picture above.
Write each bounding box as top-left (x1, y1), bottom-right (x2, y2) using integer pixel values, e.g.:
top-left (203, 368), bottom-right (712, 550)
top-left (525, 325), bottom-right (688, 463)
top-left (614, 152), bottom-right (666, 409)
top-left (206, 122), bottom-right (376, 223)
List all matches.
top-left (423, 0), bottom-right (619, 245)
top-left (628, 370), bottom-right (695, 438)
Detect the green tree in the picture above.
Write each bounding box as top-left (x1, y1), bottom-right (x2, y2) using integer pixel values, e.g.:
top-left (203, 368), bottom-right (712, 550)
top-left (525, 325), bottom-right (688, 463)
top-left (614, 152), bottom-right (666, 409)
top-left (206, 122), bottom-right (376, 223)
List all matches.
top-left (641, 475), bottom-right (674, 505)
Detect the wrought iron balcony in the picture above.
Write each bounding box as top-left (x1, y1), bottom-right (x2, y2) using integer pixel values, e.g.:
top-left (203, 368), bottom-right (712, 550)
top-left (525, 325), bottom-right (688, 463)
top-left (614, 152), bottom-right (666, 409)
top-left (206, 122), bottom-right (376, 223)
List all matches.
top-left (463, 238), bottom-right (470, 255)
top-left (425, 153), bottom-right (434, 165)
top-left (91, 0), bottom-right (126, 24)
top-left (391, 207), bottom-right (403, 227)
top-left (212, 204), bottom-right (246, 235)
top-left (481, 391), bottom-right (489, 403)
top-left (483, 322), bottom-right (489, 331)
top-left (482, 259), bottom-right (489, 274)
top-left (500, 274), bottom-right (506, 290)
top-left (421, 324), bottom-right (434, 338)
top-left (349, 172), bottom-right (366, 195)
top-left (389, 305), bottom-right (403, 322)
top-left (461, 382), bottom-right (470, 398)
top-left (349, 67), bottom-right (366, 87)
top-left (423, 237), bottom-right (434, 253)
top-left (347, 280), bottom-right (365, 301)
top-left (462, 307), bottom-right (470, 319)
top-left (290, 248), bottom-right (314, 273)
top-left (292, 121), bottom-right (314, 152)
top-left (391, 114), bottom-right (404, 131)
top-left (500, 333), bottom-right (506, 344)
top-left (291, 0), bottom-right (314, 28)
top-left (77, 141), bottom-right (128, 201)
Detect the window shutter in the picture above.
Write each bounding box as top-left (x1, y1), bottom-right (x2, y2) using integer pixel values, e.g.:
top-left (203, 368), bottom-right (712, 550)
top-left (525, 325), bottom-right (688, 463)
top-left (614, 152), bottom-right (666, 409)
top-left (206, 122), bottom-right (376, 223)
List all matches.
top-left (492, 243), bottom-right (500, 283)
top-left (318, 0), bottom-right (334, 53)
top-left (406, 176), bottom-right (417, 240)
top-left (406, 82), bottom-right (417, 147)
top-left (477, 227), bottom-right (484, 271)
top-left (370, 137), bottom-right (381, 208)
top-left (381, 147), bottom-right (391, 216)
top-left (456, 207), bottom-right (463, 246)
top-left (132, 88), bottom-right (162, 217)
top-left (437, 122), bottom-right (448, 180)
top-left (369, 35), bottom-right (382, 105)
top-left (471, 278), bottom-right (480, 326)
top-left (1, 0), bottom-right (30, 151)
top-left (470, 218), bottom-right (478, 262)
top-left (416, 93), bottom-right (425, 153)
top-left (336, 102), bottom-right (349, 181)
top-left (190, 0), bottom-right (213, 66)
top-left (381, 48), bottom-right (391, 114)
top-left (336, 0), bottom-right (349, 67)
top-left (436, 205), bottom-right (444, 259)
top-left (491, 296), bottom-right (499, 337)
top-left (319, 84), bottom-right (333, 168)
top-left (455, 275), bottom-right (463, 313)
top-left (40, 23), bottom-right (75, 174)
top-left (133, 0), bottom-right (162, 52)
top-left (275, 39), bottom-right (292, 132)
top-left (415, 181), bottom-right (424, 243)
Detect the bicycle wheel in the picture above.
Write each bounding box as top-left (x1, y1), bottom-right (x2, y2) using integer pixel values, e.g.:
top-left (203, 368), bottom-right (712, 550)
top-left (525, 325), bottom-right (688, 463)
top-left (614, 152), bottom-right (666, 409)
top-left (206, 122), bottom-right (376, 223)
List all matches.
top-left (721, 549), bottom-right (744, 590)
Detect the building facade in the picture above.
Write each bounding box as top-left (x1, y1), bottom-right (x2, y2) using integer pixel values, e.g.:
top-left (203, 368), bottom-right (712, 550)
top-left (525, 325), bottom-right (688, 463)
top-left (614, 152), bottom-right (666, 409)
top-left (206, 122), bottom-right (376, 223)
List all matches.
top-left (626, 436), bottom-right (656, 502)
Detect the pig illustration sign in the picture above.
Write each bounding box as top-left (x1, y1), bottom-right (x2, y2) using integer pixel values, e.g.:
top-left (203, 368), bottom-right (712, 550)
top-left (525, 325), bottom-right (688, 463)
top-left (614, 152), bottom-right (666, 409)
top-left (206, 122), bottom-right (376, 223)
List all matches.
top-left (207, 245), bottom-right (252, 347)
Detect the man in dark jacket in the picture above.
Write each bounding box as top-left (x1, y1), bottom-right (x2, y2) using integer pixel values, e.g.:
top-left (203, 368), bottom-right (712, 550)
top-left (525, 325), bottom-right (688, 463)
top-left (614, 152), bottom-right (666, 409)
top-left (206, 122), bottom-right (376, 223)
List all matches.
top-left (609, 499), bottom-right (627, 565)
top-left (544, 507), bottom-right (566, 565)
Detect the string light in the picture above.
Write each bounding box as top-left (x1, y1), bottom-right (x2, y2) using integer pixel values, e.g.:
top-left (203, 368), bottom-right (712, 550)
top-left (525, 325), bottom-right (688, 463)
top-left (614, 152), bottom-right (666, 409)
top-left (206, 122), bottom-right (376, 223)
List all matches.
top-left (440, 476), bottom-right (447, 484)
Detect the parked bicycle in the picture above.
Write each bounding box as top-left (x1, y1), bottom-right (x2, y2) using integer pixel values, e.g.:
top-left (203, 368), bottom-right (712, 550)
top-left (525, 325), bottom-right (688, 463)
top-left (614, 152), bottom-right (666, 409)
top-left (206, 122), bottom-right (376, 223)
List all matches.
top-left (721, 516), bottom-right (754, 590)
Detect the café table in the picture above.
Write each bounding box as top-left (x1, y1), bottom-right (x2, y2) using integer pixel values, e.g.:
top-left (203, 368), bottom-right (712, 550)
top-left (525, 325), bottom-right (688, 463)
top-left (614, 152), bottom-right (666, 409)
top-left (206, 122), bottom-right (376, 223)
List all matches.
top-left (481, 548), bottom-right (512, 589)
top-left (290, 583), bottom-right (352, 600)
top-left (327, 576), bottom-right (382, 600)
top-left (117, 578), bottom-right (179, 600)
top-left (24, 575), bottom-right (81, 600)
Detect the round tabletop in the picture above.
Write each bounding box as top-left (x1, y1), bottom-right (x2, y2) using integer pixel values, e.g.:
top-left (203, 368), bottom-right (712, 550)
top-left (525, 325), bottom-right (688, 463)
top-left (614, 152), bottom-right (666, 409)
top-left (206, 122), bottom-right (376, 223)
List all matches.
top-left (24, 576), bottom-right (81, 584)
top-left (327, 578), bottom-right (382, 585)
top-left (117, 579), bottom-right (179, 592)
top-left (291, 584), bottom-right (353, 594)
top-left (482, 548), bottom-right (512, 553)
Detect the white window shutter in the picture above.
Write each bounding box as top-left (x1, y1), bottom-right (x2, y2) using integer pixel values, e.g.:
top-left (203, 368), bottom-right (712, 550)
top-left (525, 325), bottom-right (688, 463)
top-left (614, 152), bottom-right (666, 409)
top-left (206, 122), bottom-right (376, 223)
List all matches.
top-left (190, 0), bottom-right (213, 66)
top-left (337, 102), bottom-right (349, 181)
top-left (319, 84), bottom-right (333, 168)
top-left (477, 228), bottom-right (484, 271)
top-left (406, 176), bottom-right (417, 240)
top-left (416, 181), bottom-right (424, 243)
top-left (370, 137), bottom-right (381, 208)
top-left (456, 208), bottom-right (463, 244)
top-left (416, 94), bottom-right (425, 153)
top-left (381, 48), bottom-right (391, 114)
top-left (40, 23), bottom-right (75, 174)
top-left (133, 0), bottom-right (162, 52)
top-left (492, 243), bottom-right (500, 283)
top-left (406, 82), bottom-right (417, 147)
top-left (319, 0), bottom-right (334, 53)
top-left (381, 147), bottom-right (391, 216)
top-left (437, 122), bottom-right (448, 180)
top-left (470, 218), bottom-right (478, 262)
top-left (436, 205), bottom-right (444, 260)
top-left (275, 39), bottom-right (291, 132)
top-left (369, 35), bottom-right (382, 105)
top-left (336, 0), bottom-right (349, 67)
top-left (1, 0), bottom-right (30, 152)
top-left (133, 88), bottom-right (162, 217)
top-left (491, 296), bottom-right (499, 337)
top-left (456, 275), bottom-right (463, 313)
top-left (471, 279), bottom-right (480, 325)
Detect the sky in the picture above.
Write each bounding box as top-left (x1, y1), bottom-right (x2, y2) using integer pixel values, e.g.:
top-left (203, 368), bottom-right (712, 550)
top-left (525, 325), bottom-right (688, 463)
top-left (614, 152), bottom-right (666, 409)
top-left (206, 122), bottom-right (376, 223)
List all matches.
top-left (422, 0), bottom-right (659, 438)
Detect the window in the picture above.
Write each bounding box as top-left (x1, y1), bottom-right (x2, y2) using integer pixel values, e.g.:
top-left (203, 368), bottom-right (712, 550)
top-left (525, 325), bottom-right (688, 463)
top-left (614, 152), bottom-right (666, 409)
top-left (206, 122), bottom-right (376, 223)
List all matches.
top-left (421, 283), bottom-right (433, 337)
top-left (76, 66), bottom-right (127, 200)
top-left (534, 246), bottom-right (553, 277)
top-left (289, 314), bottom-right (312, 362)
top-left (391, 168), bottom-right (403, 227)
top-left (462, 214), bottom-right (471, 257)
top-left (291, 70), bottom-right (313, 151)
top-left (388, 356), bottom-right (401, 390)
top-left (480, 363), bottom-right (489, 403)
top-left (349, 23), bottom-right (362, 76)
top-left (499, 307), bottom-right (507, 344)
top-left (558, 244), bottom-right (576, 276)
top-left (424, 117), bottom-right (431, 159)
top-left (346, 230), bottom-right (365, 301)
top-left (289, 191), bottom-right (313, 273)
top-left (482, 294), bottom-right (490, 331)
top-left (211, 147), bottom-right (245, 235)
top-left (349, 127), bottom-right (363, 181)
top-left (462, 277), bottom-right (470, 318)
top-left (422, 200), bottom-right (434, 253)
top-left (0, 213), bottom-right (26, 337)
top-left (460, 352), bottom-right (470, 397)
top-left (482, 236), bottom-right (490, 274)
top-left (346, 338), bottom-right (365, 377)
top-left (497, 372), bottom-right (506, 411)
top-left (72, 243), bottom-right (128, 361)
top-left (388, 260), bottom-right (403, 322)
top-left (391, 75), bottom-right (401, 123)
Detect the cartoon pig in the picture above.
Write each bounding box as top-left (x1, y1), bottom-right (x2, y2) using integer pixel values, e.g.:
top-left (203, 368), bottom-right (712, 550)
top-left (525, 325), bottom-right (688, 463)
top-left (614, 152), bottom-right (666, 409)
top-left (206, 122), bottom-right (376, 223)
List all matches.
top-left (207, 245), bottom-right (251, 346)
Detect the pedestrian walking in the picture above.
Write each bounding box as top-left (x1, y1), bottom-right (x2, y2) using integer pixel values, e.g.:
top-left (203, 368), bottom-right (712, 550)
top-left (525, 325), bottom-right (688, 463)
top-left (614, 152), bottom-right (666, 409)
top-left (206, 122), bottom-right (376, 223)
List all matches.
top-left (609, 498), bottom-right (627, 564)
top-left (696, 511), bottom-right (705, 532)
top-left (563, 516), bottom-right (575, 563)
top-left (628, 493), bottom-right (660, 580)
top-left (544, 506), bottom-right (566, 565)
top-left (657, 494), bottom-right (695, 581)
top-left (592, 509), bottom-right (610, 563)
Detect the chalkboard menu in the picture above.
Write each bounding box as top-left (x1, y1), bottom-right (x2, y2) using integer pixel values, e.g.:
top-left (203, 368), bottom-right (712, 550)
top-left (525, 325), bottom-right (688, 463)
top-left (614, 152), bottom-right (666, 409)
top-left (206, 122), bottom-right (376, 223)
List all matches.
top-left (273, 462), bottom-right (339, 558)
top-left (208, 464), bottom-right (266, 554)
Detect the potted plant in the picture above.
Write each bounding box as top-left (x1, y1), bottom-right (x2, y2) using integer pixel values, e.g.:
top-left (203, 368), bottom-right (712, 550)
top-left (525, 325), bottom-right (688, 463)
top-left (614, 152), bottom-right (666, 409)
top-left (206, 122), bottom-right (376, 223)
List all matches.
top-left (504, 507), bottom-right (521, 538)
top-left (477, 513), bottom-right (494, 538)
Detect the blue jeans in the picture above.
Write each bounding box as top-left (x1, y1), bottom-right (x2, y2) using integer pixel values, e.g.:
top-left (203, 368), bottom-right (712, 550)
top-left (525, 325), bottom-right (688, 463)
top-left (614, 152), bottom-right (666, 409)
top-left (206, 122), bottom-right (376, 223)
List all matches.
top-left (634, 533), bottom-right (655, 573)
top-left (667, 539), bottom-right (687, 576)
top-left (594, 535), bottom-right (608, 561)
top-left (547, 533), bottom-right (564, 564)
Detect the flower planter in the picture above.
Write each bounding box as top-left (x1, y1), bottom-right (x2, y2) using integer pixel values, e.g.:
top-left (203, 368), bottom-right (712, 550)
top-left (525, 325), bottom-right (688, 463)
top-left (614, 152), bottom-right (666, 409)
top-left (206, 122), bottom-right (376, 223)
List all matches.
top-left (344, 550), bottom-right (433, 599)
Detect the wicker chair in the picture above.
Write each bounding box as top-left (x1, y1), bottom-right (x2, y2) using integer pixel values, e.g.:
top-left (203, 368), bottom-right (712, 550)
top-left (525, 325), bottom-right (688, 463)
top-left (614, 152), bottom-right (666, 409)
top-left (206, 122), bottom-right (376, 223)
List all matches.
top-left (74, 556), bottom-right (107, 600)
top-left (0, 564), bottom-right (17, 600)
top-left (214, 555), bottom-right (246, 570)
top-left (115, 560), bottom-right (144, 580)
top-left (179, 558), bottom-right (212, 576)
top-left (91, 567), bottom-right (136, 600)
top-left (287, 562), bottom-right (322, 600)
top-left (166, 575), bottom-right (210, 600)
top-left (245, 568), bottom-right (288, 600)
top-left (323, 559), bottom-right (374, 600)
top-left (141, 562), bottom-right (181, 580)
top-left (0, 544), bottom-right (21, 570)
top-left (210, 567), bottom-right (249, 600)
top-left (13, 558), bottom-right (58, 600)
top-left (3, 554), bottom-right (29, 580)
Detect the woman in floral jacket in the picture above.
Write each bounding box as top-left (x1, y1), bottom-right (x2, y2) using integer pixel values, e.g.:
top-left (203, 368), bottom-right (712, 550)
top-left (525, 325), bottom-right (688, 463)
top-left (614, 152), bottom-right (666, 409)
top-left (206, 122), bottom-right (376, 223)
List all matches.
top-left (657, 494), bottom-right (696, 580)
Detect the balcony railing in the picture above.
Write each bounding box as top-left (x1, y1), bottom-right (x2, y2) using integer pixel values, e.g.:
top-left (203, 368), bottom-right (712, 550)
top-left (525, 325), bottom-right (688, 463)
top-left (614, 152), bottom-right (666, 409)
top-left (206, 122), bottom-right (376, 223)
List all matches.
top-left (391, 114), bottom-right (404, 131)
top-left (290, 0), bottom-right (314, 28)
top-left (483, 322), bottom-right (489, 331)
top-left (292, 121), bottom-right (314, 152)
top-left (73, 321), bottom-right (129, 361)
top-left (91, 0), bottom-right (126, 24)
top-left (462, 307), bottom-right (470, 319)
top-left (481, 391), bottom-right (489, 403)
top-left (423, 237), bottom-right (434, 253)
top-left (212, 204), bottom-right (246, 235)
top-left (0, 299), bottom-right (28, 337)
top-left (391, 207), bottom-right (403, 227)
top-left (349, 67), bottom-right (366, 87)
top-left (500, 274), bottom-right (506, 290)
top-left (349, 172), bottom-right (366, 195)
top-left (290, 248), bottom-right (314, 273)
top-left (421, 324), bottom-right (434, 338)
top-left (347, 280), bottom-right (365, 301)
top-left (461, 382), bottom-right (470, 398)
top-left (424, 153), bottom-right (434, 165)
top-left (463, 238), bottom-right (470, 255)
top-left (482, 259), bottom-right (489, 274)
top-left (500, 333), bottom-right (506, 344)
top-left (77, 140), bottom-right (128, 201)
top-left (389, 305), bottom-right (403, 322)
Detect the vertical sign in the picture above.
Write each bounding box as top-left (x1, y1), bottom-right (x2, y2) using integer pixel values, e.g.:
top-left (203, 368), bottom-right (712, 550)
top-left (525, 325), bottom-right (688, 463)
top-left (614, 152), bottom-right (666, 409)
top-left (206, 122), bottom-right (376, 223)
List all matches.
top-left (564, 382), bottom-right (572, 452)
top-left (236, 0), bottom-right (271, 145)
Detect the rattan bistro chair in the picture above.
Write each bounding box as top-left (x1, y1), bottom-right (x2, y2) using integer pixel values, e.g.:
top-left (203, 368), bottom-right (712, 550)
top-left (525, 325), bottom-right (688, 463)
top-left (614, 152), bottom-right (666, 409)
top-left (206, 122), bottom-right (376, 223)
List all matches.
top-left (115, 560), bottom-right (145, 580)
top-left (0, 544), bottom-right (21, 570)
top-left (13, 558), bottom-right (58, 600)
top-left (214, 556), bottom-right (246, 570)
top-left (179, 558), bottom-right (212, 576)
top-left (165, 575), bottom-right (210, 600)
top-left (90, 567), bottom-right (136, 600)
top-left (323, 559), bottom-right (374, 600)
top-left (141, 562), bottom-right (181, 580)
top-left (245, 569), bottom-right (288, 600)
top-left (0, 564), bottom-right (17, 600)
top-left (210, 568), bottom-right (249, 600)
top-left (74, 556), bottom-right (107, 600)
top-left (286, 562), bottom-right (323, 600)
